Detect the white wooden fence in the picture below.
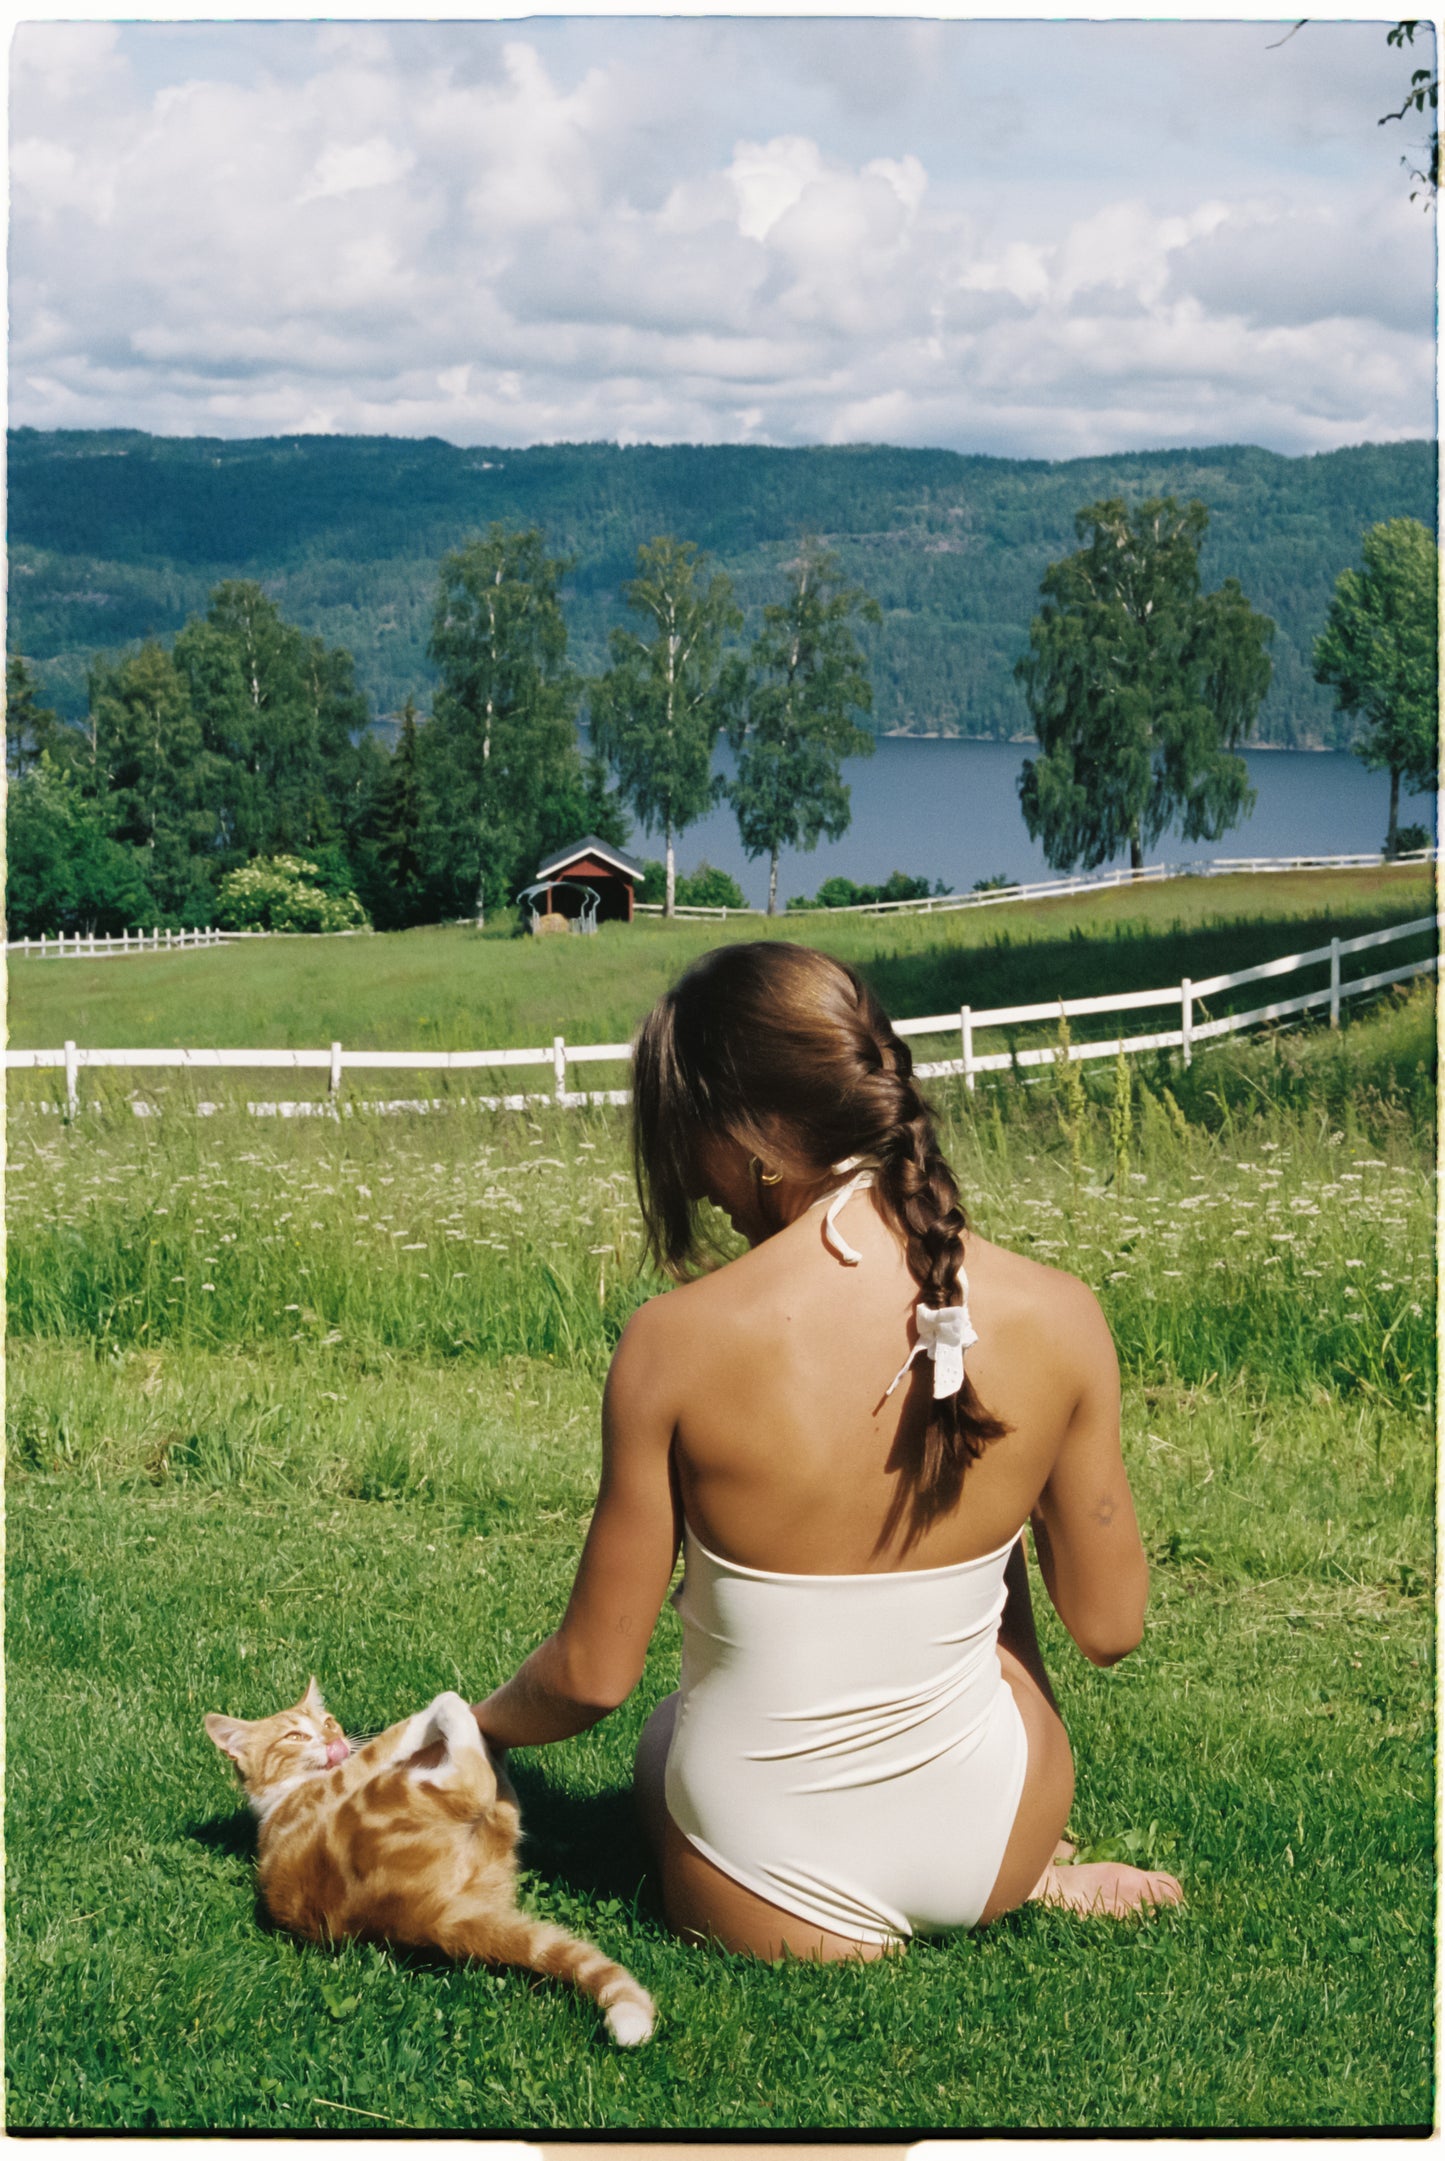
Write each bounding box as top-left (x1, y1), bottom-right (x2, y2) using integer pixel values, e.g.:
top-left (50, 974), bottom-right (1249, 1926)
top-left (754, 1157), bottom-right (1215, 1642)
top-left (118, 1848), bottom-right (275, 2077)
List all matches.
top-left (8, 926), bottom-right (230, 958)
top-left (640, 849), bottom-right (1435, 921)
top-left (895, 914), bottom-right (1437, 1090)
top-left (11, 914), bottom-right (1436, 1117)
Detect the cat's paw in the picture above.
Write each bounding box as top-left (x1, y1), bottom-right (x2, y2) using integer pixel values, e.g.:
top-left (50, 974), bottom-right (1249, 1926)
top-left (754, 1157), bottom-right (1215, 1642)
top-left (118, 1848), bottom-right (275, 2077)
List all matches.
top-left (604, 1992), bottom-right (656, 2047)
top-left (425, 1692), bottom-right (476, 1748)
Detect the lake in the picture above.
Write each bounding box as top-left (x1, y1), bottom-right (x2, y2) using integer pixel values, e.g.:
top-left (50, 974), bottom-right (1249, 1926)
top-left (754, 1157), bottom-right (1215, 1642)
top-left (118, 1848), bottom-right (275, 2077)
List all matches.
top-left (622, 738), bottom-right (1432, 910)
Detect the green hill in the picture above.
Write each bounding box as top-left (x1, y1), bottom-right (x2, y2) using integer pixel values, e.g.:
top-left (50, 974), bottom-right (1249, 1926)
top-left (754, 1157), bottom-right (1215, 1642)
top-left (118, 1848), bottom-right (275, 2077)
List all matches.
top-left (8, 427), bottom-right (1435, 743)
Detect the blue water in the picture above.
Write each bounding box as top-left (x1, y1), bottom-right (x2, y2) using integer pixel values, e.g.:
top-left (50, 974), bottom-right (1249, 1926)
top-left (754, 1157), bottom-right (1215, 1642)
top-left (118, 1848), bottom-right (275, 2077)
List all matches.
top-left (620, 739), bottom-right (1431, 910)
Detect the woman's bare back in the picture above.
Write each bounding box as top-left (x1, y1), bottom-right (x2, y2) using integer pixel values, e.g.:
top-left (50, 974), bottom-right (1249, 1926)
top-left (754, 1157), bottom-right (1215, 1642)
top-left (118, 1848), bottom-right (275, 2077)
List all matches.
top-left (654, 1180), bottom-right (1102, 1576)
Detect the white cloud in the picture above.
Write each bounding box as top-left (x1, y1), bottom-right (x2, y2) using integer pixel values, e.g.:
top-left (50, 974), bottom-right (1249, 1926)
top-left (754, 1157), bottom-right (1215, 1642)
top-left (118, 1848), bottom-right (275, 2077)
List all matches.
top-left (301, 137), bottom-right (416, 203)
top-left (1167, 198), bottom-right (1439, 337)
top-left (6, 21), bottom-right (1436, 458)
top-left (729, 136), bottom-right (826, 242)
top-left (11, 22), bottom-right (126, 109)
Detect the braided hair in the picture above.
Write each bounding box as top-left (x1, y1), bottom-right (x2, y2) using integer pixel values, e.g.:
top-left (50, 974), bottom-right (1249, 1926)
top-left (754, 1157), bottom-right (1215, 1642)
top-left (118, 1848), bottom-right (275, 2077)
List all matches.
top-left (631, 941), bottom-right (1009, 1525)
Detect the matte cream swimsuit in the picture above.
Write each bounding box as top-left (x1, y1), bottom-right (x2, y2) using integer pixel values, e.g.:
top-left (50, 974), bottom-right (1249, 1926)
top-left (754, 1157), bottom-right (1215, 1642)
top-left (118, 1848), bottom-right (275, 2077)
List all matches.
top-left (663, 1175), bottom-right (1029, 1946)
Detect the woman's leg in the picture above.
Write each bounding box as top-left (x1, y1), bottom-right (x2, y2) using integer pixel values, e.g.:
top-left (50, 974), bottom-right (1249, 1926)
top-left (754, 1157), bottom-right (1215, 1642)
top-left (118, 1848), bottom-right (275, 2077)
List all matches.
top-left (980, 1645), bottom-right (1183, 1923)
top-left (633, 1694), bottom-right (895, 1963)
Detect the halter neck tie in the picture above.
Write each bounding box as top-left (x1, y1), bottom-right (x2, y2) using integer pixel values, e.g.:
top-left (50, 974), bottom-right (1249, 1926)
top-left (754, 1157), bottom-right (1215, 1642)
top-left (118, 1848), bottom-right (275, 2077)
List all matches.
top-left (810, 1158), bottom-right (976, 1401)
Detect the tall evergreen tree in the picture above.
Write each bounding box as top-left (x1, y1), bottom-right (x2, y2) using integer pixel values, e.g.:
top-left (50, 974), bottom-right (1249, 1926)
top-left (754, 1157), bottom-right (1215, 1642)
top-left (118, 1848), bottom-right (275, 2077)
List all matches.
top-left (1313, 516), bottom-right (1439, 855)
top-left (301, 632), bottom-right (374, 848)
top-left (360, 699), bottom-right (449, 929)
top-left (428, 525), bottom-right (590, 915)
top-left (1016, 496), bottom-right (1274, 874)
top-left (727, 542), bottom-right (879, 915)
top-left (591, 536), bottom-right (742, 916)
top-left (6, 656), bottom-right (74, 778)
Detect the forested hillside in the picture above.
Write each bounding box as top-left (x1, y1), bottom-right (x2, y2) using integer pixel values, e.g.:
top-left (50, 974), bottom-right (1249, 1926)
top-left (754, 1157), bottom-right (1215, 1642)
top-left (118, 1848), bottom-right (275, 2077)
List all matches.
top-left (9, 428), bottom-right (1434, 744)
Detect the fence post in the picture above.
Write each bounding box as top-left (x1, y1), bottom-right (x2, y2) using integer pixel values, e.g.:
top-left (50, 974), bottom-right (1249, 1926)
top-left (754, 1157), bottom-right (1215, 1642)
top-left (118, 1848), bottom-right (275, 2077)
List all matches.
top-left (64, 1040), bottom-right (79, 1119)
top-left (1180, 979), bottom-right (1193, 1069)
top-left (1329, 936), bottom-right (1341, 1027)
top-left (960, 1006), bottom-right (976, 1094)
top-left (553, 1035), bottom-right (567, 1105)
top-left (330, 1041), bottom-right (343, 1098)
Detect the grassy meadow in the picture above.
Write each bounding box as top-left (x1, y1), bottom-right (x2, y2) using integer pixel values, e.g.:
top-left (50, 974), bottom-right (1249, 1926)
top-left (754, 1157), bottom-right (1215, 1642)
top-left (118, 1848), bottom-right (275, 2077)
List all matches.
top-left (8, 864), bottom-right (1434, 1065)
top-left (6, 873), bottom-right (1437, 2132)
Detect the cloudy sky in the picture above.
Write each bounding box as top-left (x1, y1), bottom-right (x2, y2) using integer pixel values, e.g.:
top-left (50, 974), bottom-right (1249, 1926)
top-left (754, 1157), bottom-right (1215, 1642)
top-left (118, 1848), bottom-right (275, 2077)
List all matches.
top-left (9, 13), bottom-right (1438, 458)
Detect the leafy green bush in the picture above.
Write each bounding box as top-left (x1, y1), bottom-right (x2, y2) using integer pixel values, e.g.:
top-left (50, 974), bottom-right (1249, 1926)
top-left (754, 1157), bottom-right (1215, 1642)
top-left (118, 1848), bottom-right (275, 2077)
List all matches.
top-left (787, 869), bottom-right (949, 909)
top-left (1392, 823), bottom-right (1433, 857)
top-left (638, 859), bottom-right (748, 908)
top-left (214, 855), bottom-right (370, 934)
top-left (678, 861), bottom-right (747, 908)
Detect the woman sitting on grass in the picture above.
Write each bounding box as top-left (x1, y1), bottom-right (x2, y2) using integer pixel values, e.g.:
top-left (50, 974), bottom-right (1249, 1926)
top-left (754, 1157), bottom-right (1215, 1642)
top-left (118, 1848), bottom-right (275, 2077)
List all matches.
top-left (472, 942), bottom-right (1181, 1959)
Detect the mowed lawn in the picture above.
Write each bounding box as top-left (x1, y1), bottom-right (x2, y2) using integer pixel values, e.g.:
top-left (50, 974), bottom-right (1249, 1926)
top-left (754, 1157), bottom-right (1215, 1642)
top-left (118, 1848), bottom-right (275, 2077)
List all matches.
top-left (5, 896), bottom-right (1436, 2131)
top-left (8, 864), bottom-right (1434, 1060)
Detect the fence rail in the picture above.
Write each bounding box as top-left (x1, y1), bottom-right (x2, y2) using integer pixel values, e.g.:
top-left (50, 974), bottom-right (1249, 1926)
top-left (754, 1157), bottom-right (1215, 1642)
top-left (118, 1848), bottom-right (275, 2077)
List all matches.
top-left (11, 914), bottom-right (1436, 1116)
top-left (12, 847), bottom-right (1435, 953)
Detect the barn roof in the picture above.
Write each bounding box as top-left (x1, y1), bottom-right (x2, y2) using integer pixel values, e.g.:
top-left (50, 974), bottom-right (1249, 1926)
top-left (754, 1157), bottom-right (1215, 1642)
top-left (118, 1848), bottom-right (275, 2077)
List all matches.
top-left (535, 834), bottom-right (646, 883)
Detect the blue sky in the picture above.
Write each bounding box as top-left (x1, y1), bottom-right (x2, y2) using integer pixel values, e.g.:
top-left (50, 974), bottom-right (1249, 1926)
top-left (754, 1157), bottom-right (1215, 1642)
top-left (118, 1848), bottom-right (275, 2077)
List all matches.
top-left (9, 14), bottom-right (1438, 457)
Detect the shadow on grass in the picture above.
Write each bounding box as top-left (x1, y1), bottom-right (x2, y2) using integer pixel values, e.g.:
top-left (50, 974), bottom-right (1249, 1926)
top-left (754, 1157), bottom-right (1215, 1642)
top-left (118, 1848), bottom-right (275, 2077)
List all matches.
top-left (858, 903), bottom-right (1431, 1038)
top-left (510, 1762), bottom-right (661, 1918)
top-left (186, 1808), bottom-right (256, 1862)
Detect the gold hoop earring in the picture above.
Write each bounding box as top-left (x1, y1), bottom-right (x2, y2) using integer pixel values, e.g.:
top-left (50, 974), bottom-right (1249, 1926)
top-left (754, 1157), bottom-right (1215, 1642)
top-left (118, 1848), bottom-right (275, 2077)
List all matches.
top-left (750, 1156), bottom-right (783, 1187)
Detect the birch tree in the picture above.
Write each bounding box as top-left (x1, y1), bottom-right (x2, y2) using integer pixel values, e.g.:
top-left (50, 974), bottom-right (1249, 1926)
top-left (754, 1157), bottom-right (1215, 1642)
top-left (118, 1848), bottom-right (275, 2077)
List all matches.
top-left (727, 542), bottom-right (879, 915)
top-left (429, 525), bottom-right (582, 918)
top-left (590, 536), bottom-right (742, 916)
top-left (1016, 496), bottom-right (1273, 875)
top-left (1313, 516), bottom-right (1438, 856)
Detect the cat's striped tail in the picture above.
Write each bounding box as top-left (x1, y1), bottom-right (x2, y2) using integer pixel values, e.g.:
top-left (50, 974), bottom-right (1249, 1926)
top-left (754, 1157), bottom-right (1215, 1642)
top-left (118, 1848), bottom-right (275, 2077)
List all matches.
top-left (444, 1915), bottom-right (656, 2046)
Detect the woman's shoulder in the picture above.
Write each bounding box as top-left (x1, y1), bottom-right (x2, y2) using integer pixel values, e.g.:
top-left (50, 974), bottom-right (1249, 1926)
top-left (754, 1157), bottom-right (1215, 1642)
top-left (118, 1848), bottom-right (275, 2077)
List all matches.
top-left (967, 1234), bottom-right (1115, 1367)
top-left (611, 1238), bottom-right (789, 1381)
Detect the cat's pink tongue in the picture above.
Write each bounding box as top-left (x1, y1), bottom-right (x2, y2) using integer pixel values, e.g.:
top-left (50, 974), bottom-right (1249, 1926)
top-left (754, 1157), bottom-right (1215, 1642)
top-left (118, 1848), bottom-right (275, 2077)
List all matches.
top-left (326, 1738), bottom-right (350, 1767)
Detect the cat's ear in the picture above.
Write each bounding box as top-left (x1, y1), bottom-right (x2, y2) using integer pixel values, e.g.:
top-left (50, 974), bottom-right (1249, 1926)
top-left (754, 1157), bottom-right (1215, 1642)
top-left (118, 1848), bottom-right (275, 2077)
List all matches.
top-left (301, 1677), bottom-right (326, 1717)
top-left (204, 1712), bottom-right (251, 1760)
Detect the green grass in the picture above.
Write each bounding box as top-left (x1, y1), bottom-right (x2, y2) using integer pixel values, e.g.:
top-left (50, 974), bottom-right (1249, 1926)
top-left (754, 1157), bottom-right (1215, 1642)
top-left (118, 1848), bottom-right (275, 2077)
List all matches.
top-left (6, 935), bottom-right (1436, 2131)
top-left (8, 865), bottom-right (1434, 1058)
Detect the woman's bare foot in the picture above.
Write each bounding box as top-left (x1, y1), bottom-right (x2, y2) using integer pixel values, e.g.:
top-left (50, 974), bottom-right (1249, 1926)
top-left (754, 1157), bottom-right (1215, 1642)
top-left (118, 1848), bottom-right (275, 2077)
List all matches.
top-left (1052, 1837), bottom-right (1077, 1862)
top-left (1031, 1861), bottom-right (1182, 1918)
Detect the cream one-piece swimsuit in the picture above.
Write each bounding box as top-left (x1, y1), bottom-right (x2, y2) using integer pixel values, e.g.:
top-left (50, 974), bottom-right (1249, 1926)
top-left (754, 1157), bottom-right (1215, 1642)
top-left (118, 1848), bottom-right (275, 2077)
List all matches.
top-left (662, 1174), bottom-right (1029, 1947)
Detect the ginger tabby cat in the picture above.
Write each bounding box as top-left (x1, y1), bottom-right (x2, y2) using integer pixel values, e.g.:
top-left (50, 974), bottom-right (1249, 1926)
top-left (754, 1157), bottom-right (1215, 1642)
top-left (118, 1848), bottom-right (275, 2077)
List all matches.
top-left (204, 1679), bottom-right (655, 2046)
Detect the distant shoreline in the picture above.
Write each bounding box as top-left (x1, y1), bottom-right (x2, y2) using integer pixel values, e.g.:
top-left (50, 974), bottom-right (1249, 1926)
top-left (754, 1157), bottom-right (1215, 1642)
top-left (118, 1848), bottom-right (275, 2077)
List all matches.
top-left (872, 731), bottom-right (1341, 753)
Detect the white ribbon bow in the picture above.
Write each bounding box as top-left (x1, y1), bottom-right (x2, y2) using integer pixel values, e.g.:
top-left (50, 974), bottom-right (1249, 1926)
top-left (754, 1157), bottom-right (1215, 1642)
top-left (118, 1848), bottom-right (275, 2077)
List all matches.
top-left (885, 1294), bottom-right (978, 1401)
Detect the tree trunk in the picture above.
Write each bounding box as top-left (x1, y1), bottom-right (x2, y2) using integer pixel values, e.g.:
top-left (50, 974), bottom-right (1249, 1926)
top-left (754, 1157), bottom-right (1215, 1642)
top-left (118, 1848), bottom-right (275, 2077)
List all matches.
top-left (768, 849), bottom-right (779, 916)
top-left (1386, 765), bottom-right (1401, 858)
top-left (664, 826), bottom-right (676, 918)
top-left (1129, 826), bottom-right (1143, 876)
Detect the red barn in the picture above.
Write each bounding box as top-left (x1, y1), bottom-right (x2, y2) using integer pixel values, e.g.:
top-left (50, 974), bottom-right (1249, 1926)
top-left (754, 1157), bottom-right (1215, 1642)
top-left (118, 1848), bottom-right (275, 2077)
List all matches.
top-left (531, 836), bottom-right (645, 925)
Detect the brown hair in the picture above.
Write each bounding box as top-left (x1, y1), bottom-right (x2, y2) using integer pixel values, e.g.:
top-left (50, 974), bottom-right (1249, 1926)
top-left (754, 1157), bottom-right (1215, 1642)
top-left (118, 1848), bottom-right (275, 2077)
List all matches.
top-left (631, 941), bottom-right (1008, 1523)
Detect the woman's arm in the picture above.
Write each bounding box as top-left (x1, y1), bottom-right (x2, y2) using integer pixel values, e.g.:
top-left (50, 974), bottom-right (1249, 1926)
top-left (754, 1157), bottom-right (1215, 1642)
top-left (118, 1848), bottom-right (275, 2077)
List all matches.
top-left (471, 1300), bottom-right (682, 1752)
top-left (1029, 1278), bottom-right (1149, 1667)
